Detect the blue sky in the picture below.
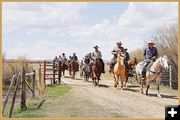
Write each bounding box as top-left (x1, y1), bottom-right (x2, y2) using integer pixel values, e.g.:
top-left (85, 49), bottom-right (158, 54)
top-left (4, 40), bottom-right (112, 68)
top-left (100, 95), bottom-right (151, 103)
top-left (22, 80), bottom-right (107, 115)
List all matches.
top-left (2, 2), bottom-right (178, 60)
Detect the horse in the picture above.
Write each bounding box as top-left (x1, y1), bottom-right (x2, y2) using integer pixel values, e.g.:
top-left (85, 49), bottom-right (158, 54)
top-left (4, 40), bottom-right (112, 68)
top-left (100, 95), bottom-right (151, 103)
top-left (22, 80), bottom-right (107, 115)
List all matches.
top-left (70, 60), bottom-right (78, 79)
top-left (92, 58), bottom-right (102, 86)
top-left (113, 53), bottom-right (126, 89)
top-left (123, 57), bottom-right (137, 87)
top-left (135, 55), bottom-right (169, 97)
top-left (61, 61), bottom-right (68, 76)
top-left (83, 64), bottom-right (91, 81)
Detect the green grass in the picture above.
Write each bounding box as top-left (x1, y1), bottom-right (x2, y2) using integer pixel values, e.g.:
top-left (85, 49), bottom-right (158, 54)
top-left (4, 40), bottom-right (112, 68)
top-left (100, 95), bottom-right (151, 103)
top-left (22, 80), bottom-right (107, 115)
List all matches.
top-left (3, 84), bottom-right (71, 118)
top-left (47, 84), bottom-right (71, 98)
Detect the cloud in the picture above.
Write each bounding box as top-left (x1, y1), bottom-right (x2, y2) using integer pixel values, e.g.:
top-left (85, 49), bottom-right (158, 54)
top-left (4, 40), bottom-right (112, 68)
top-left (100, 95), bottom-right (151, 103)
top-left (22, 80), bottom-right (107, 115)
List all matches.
top-left (3, 2), bottom-right (87, 34)
top-left (3, 2), bottom-right (178, 60)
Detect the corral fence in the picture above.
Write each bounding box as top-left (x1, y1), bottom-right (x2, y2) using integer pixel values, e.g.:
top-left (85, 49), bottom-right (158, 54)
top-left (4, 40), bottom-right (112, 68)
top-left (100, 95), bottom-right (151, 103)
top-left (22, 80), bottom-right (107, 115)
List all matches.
top-left (39, 60), bottom-right (62, 86)
top-left (2, 67), bottom-right (38, 117)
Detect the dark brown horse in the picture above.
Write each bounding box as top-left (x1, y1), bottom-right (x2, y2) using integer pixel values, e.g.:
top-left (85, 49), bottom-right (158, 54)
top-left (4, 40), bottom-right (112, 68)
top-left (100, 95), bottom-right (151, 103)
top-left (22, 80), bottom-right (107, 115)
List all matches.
top-left (61, 61), bottom-right (68, 76)
top-left (124, 57), bottom-right (137, 87)
top-left (92, 58), bottom-right (102, 86)
top-left (70, 60), bottom-right (78, 79)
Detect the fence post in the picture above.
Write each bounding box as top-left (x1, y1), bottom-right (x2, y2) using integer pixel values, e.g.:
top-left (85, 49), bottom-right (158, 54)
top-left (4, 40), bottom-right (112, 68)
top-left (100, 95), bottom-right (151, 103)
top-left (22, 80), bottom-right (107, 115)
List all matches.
top-left (9, 74), bottom-right (20, 118)
top-left (32, 70), bottom-right (36, 98)
top-left (169, 65), bottom-right (172, 89)
top-left (53, 62), bottom-right (56, 84)
top-left (2, 75), bottom-right (16, 114)
top-left (20, 66), bottom-right (27, 110)
top-left (58, 61), bottom-right (61, 84)
top-left (43, 61), bottom-right (46, 86)
top-left (39, 64), bottom-right (42, 95)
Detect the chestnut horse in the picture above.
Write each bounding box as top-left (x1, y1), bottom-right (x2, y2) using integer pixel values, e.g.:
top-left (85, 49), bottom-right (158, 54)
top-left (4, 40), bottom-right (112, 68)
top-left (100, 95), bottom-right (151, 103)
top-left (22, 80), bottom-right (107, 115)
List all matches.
top-left (92, 58), bottom-right (102, 86)
top-left (113, 53), bottom-right (126, 89)
top-left (70, 60), bottom-right (78, 79)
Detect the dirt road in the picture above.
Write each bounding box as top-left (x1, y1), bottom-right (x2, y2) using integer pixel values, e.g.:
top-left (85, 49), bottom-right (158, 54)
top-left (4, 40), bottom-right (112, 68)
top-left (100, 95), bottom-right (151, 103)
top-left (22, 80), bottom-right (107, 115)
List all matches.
top-left (44, 74), bottom-right (178, 118)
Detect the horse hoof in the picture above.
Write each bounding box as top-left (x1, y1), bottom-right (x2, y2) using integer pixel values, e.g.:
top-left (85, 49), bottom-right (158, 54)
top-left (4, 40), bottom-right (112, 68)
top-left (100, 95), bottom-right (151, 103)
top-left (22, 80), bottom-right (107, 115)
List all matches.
top-left (157, 94), bottom-right (162, 98)
top-left (114, 84), bottom-right (117, 88)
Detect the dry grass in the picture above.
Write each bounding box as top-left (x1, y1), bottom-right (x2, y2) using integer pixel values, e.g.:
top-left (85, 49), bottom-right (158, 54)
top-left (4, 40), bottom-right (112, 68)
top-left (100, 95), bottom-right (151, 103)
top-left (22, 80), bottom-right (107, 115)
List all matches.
top-left (2, 54), bottom-right (31, 86)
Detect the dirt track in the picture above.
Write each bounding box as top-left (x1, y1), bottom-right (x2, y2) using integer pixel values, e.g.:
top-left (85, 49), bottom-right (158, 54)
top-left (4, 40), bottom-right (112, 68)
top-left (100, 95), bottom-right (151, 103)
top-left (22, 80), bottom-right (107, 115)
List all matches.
top-left (45, 74), bottom-right (178, 118)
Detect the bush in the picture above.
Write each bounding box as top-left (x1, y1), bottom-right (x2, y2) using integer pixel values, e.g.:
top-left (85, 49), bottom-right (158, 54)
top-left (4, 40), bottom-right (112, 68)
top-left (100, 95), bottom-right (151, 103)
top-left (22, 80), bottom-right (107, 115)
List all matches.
top-left (2, 54), bottom-right (31, 86)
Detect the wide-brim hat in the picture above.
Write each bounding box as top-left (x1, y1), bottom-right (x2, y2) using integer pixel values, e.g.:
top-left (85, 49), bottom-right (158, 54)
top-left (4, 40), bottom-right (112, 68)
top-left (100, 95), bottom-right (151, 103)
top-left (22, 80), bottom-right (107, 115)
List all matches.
top-left (148, 40), bottom-right (154, 45)
top-left (116, 41), bottom-right (122, 45)
top-left (94, 45), bottom-right (99, 49)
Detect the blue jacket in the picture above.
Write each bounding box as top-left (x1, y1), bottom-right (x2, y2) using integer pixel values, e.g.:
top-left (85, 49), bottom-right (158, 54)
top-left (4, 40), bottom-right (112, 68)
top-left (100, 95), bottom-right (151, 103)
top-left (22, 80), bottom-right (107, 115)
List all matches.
top-left (144, 47), bottom-right (158, 60)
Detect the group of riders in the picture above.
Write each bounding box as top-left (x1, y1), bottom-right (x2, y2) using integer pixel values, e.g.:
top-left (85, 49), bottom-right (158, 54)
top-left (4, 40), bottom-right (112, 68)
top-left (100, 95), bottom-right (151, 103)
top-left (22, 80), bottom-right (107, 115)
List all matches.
top-left (53, 40), bottom-right (158, 80)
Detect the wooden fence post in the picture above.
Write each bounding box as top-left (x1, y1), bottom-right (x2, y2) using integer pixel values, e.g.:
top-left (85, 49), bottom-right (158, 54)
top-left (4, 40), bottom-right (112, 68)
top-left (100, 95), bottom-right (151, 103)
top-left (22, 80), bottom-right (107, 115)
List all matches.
top-left (2, 75), bottom-right (16, 114)
top-left (39, 64), bottom-right (42, 95)
top-left (32, 70), bottom-right (36, 98)
top-left (43, 61), bottom-right (46, 86)
top-left (58, 61), bottom-right (61, 84)
top-left (169, 65), bottom-right (172, 89)
top-left (9, 74), bottom-right (20, 118)
top-left (20, 66), bottom-right (27, 110)
top-left (53, 62), bottom-right (56, 84)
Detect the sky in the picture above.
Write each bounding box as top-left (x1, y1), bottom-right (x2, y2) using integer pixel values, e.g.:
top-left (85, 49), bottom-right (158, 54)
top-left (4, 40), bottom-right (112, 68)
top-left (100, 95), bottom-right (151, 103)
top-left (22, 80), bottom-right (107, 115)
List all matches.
top-left (2, 2), bottom-right (178, 60)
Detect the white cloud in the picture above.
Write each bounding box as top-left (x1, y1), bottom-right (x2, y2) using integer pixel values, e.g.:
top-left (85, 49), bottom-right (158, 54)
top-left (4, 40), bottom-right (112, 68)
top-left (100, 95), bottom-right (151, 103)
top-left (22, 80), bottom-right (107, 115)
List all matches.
top-left (3, 2), bottom-right (178, 60)
top-left (3, 2), bottom-right (87, 34)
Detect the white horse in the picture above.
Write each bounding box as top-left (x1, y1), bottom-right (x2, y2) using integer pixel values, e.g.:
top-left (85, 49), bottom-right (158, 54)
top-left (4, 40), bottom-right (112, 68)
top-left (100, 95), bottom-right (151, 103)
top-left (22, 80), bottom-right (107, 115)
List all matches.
top-left (135, 55), bottom-right (169, 98)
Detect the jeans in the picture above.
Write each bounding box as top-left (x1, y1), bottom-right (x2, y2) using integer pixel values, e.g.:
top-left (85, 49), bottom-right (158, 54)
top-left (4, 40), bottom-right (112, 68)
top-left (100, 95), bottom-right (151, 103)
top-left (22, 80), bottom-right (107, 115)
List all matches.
top-left (141, 59), bottom-right (151, 77)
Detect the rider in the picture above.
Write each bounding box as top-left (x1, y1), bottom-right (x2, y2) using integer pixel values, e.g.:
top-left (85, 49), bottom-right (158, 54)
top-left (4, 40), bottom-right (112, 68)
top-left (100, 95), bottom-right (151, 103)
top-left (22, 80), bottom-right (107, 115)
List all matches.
top-left (84, 54), bottom-right (91, 65)
top-left (61, 53), bottom-right (67, 62)
top-left (141, 40), bottom-right (158, 79)
top-left (53, 56), bottom-right (58, 63)
top-left (91, 45), bottom-right (105, 73)
top-left (124, 48), bottom-right (130, 67)
top-left (109, 41), bottom-right (125, 72)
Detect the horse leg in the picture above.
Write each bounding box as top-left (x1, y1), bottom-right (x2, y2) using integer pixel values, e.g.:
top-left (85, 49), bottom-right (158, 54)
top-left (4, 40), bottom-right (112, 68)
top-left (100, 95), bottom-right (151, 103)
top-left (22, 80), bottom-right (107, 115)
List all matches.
top-left (140, 80), bottom-right (144, 94)
top-left (114, 74), bottom-right (118, 88)
top-left (145, 84), bottom-right (150, 95)
top-left (157, 85), bottom-right (162, 98)
top-left (124, 76), bottom-right (128, 88)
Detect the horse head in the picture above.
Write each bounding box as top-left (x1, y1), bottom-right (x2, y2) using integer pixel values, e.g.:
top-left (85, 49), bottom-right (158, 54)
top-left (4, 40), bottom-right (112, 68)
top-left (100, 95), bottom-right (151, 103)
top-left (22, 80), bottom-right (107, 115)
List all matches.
top-left (160, 55), bottom-right (169, 70)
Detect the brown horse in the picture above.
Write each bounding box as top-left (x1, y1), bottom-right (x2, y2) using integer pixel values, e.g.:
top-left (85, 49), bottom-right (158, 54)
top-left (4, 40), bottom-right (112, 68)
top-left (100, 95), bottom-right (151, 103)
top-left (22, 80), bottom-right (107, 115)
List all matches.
top-left (92, 58), bottom-right (102, 86)
top-left (61, 61), bottom-right (68, 76)
top-left (113, 53), bottom-right (126, 89)
top-left (70, 60), bottom-right (78, 79)
top-left (124, 57), bottom-right (137, 87)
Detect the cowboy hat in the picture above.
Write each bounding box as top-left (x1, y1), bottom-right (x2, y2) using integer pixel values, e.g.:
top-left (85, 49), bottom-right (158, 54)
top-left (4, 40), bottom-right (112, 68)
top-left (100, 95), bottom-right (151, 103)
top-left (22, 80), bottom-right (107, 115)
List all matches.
top-left (94, 45), bottom-right (99, 49)
top-left (116, 41), bottom-right (122, 45)
top-left (148, 40), bottom-right (154, 44)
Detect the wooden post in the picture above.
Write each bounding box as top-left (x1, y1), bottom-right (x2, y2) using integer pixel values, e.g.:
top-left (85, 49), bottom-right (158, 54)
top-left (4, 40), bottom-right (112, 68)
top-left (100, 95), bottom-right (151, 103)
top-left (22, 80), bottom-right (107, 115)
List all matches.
top-left (32, 70), bottom-right (35, 98)
top-left (9, 75), bottom-right (20, 118)
top-left (39, 64), bottom-right (42, 95)
top-left (20, 67), bottom-right (27, 110)
top-left (53, 62), bottom-right (55, 84)
top-left (58, 61), bottom-right (61, 84)
top-left (43, 61), bottom-right (46, 86)
top-left (2, 75), bottom-right (16, 114)
top-left (169, 65), bottom-right (172, 89)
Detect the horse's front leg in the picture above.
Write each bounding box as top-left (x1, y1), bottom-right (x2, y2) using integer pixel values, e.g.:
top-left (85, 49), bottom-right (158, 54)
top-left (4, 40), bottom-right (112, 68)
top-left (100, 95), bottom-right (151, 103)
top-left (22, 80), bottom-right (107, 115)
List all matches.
top-left (157, 85), bottom-right (162, 98)
top-left (113, 74), bottom-right (118, 88)
top-left (145, 84), bottom-right (150, 95)
top-left (140, 79), bottom-right (144, 94)
top-left (124, 76), bottom-right (128, 88)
